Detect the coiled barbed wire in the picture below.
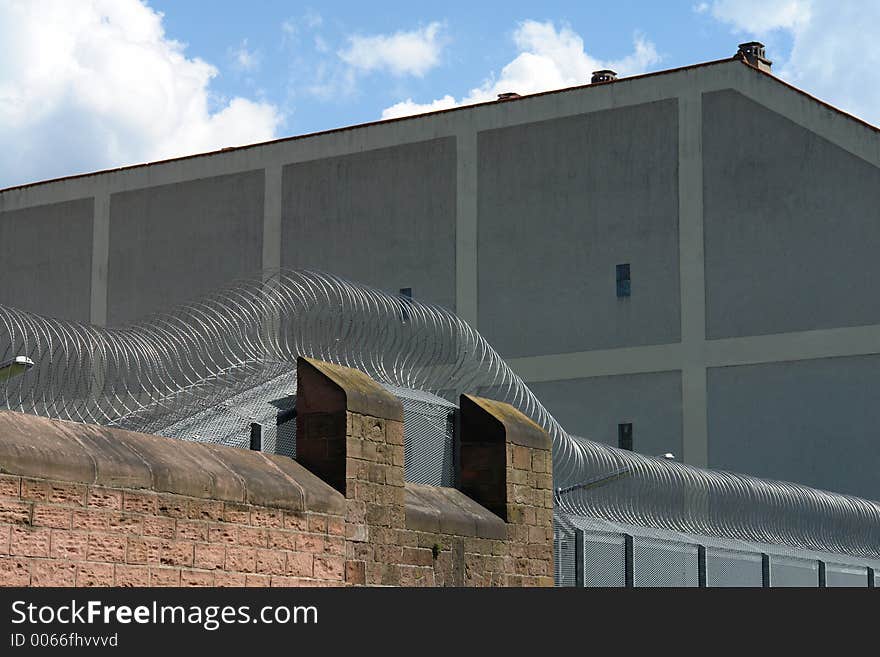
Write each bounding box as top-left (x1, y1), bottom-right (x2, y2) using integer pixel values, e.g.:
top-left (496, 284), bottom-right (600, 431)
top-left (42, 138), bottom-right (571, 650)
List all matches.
top-left (1, 269), bottom-right (878, 557)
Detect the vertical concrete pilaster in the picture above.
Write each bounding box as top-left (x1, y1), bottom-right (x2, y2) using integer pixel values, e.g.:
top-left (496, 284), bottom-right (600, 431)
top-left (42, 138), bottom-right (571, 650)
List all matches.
top-left (89, 189), bottom-right (110, 327)
top-left (260, 165), bottom-right (283, 355)
top-left (262, 165), bottom-right (282, 275)
top-left (679, 90), bottom-right (708, 467)
top-left (455, 131), bottom-right (478, 327)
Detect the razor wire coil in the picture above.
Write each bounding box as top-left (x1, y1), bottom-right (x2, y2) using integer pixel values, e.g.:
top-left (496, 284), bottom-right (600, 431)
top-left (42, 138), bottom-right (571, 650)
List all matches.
top-left (1, 269), bottom-right (878, 558)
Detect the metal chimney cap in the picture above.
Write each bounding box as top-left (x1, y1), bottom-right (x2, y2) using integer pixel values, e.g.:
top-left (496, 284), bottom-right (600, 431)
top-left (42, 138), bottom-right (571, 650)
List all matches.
top-left (591, 69), bottom-right (617, 84)
top-left (738, 41), bottom-right (766, 54)
top-left (736, 41), bottom-right (772, 72)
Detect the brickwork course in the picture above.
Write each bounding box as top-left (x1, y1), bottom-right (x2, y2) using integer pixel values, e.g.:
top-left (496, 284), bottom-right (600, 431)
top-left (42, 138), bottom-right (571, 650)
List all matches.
top-left (0, 357), bottom-right (553, 586)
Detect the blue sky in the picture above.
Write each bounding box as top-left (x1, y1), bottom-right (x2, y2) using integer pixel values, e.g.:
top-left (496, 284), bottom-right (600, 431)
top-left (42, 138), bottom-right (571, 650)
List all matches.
top-left (0, 1), bottom-right (874, 189)
top-left (148, 0), bottom-right (753, 133)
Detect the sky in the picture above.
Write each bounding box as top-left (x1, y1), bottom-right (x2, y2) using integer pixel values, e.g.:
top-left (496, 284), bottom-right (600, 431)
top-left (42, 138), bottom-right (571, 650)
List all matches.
top-left (0, 0), bottom-right (877, 189)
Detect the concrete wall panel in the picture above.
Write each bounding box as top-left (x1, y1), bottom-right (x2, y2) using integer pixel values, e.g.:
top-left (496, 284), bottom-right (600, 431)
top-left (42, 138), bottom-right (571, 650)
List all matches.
top-left (708, 355), bottom-right (880, 500)
top-left (281, 138), bottom-right (456, 309)
top-left (0, 198), bottom-right (93, 321)
top-left (703, 89), bottom-right (880, 339)
top-left (526, 371), bottom-right (682, 456)
top-left (477, 100), bottom-right (680, 358)
top-left (108, 171), bottom-right (264, 325)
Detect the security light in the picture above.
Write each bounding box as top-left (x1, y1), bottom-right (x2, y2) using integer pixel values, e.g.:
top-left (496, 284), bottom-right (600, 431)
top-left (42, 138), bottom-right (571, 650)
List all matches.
top-left (0, 356), bottom-right (34, 382)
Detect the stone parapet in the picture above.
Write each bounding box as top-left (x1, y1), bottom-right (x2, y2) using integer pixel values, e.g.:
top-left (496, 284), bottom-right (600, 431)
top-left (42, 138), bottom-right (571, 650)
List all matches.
top-left (1, 357), bottom-right (553, 587)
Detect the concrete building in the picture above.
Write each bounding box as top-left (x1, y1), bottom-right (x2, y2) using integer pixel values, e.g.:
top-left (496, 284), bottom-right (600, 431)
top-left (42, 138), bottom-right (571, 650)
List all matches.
top-left (2, 44), bottom-right (880, 500)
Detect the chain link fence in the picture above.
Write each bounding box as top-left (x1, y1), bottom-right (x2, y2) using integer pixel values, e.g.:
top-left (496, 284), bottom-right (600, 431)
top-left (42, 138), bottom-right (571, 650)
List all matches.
top-left (555, 512), bottom-right (879, 587)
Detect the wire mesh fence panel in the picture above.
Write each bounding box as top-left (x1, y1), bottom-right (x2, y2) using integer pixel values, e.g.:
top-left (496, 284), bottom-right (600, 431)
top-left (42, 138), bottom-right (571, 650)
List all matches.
top-left (767, 555), bottom-right (820, 587)
top-left (382, 383), bottom-right (456, 487)
top-left (554, 512), bottom-right (880, 587)
top-left (276, 413), bottom-right (296, 459)
top-left (554, 519), bottom-right (577, 587)
top-left (577, 530), bottom-right (626, 587)
top-left (705, 547), bottom-right (763, 587)
top-left (632, 537), bottom-right (700, 587)
top-left (824, 562), bottom-right (869, 588)
top-left (154, 366), bottom-right (296, 449)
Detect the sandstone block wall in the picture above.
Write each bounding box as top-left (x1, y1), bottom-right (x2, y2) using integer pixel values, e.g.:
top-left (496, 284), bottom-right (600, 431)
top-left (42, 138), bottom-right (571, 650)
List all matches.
top-left (0, 409), bottom-right (347, 587)
top-left (0, 357), bottom-right (554, 587)
top-left (296, 358), bottom-right (554, 586)
top-left (0, 474), bottom-right (346, 586)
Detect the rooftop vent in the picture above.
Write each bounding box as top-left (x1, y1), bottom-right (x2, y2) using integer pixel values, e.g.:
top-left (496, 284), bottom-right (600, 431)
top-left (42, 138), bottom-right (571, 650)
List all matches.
top-left (736, 41), bottom-right (772, 72)
top-left (591, 69), bottom-right (617, 84)
top-left (496, 92), bottom-right (520, 101)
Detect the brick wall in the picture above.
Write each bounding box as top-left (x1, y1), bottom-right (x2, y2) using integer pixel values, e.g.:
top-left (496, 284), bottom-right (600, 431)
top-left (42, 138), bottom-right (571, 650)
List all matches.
top-left (0, 475), bottom-right (347, 587)
top-left (0, 357), bottom-right (554, 587)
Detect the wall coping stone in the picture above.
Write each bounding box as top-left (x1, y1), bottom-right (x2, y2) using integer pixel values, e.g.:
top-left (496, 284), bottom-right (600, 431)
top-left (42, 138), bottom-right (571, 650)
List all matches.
top-left (405, 482), bottom-right (506, 540)
top-left (459, 395), bottom-right (551, 450)
top-left (297, 357), bottom-right (403, 421)
top-left (0, 410), bottom-right (345, 514)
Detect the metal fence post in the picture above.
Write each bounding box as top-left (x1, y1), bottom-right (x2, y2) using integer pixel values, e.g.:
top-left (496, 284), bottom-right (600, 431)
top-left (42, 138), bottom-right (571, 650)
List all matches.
top-left (624, 535), bottom-right (634, 588)
top-left (761, 553), bottom-right (771, 588)
top-left (249, 422), bottom-right (262, 452)
top-left (575, 529), bottom-right (585, 587)
top-left (698, 545), bottom-right (707, 587)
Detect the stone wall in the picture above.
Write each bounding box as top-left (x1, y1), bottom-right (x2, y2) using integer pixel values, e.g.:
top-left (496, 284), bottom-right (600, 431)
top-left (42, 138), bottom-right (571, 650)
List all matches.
top-left (0, 474), bottom-right (347, 587)
top-left (0, 409), bottom-right (347, 587)
top-left (296, 358), bottom-right (554, 587)
top-left (0, 357), bottom-right (554, 587)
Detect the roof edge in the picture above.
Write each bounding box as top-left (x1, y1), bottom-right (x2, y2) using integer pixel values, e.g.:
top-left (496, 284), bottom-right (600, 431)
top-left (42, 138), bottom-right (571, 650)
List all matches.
top-left (1, 56), bottom-right (738, 195)
top-left (6, 56), bottom-right (878, 196)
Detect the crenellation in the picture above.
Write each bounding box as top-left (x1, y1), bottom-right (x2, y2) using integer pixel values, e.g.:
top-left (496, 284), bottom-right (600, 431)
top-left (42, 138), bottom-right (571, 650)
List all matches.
top-left (0, 357), bottom-right (552, 587)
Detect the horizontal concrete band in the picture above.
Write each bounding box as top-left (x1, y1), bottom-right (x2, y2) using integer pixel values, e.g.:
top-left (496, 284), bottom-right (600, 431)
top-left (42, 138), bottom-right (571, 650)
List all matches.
top-left (404, 483), bottom-right (506, 540)
top-left (509, 323), bottom-right (880, 382)
top-left (0, 410), bottom-right (345, 515)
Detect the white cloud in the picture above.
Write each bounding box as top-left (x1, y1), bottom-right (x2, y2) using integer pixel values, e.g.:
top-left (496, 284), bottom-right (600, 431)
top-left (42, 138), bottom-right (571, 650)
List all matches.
top-left (230, 38), bottom-right (260, 72)
top-left (382, 20), bottom-right (661, 119)
top-left (702, 0), bottom-right (880, 126)
top-left (339, 22), bottom-right (446, 77)
top-left (303, 10), bottom-right (323, 29)
top-left (707, 0), bottom-right (810, 33)
top-left (382, 95), bottom-right (458, 119)
top-left (281, 10), bottom-right (322, 44)
top-left (314, 35), bottom-right (330, 54)
top-left (0, 0), bottom-right (283, 188)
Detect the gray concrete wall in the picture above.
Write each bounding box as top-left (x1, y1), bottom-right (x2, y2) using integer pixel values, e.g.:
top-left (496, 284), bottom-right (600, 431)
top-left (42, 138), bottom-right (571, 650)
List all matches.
top-left (477, 100), bottom-right (680, 358)
top-left (708, 355), bottom-right (880, 500)
top-left (107, 170), bottom-right (264, 325)
top-left (703, 89), bottom-right (880, 339)
top-left (0, 198), bottom-right (93, 321)
top-left (4, 60), bottom-right (880, 501)
top-left (281, 138), bottom-right (456, 309)
top-left (527, 372), bottom-right (683, 457)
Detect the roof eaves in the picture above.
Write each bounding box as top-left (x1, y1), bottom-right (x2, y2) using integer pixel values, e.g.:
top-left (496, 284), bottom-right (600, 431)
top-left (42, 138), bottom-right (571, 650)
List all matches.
top-left (6, 56), bottom-right (876, 194)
